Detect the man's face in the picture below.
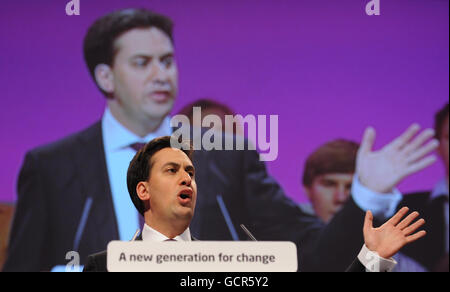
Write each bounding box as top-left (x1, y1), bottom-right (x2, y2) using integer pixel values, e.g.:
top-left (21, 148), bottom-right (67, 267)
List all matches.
top-left (305, 173), bottom-right (353, 223)
top-left (438, 115), bottom-right (449, 177)
top-left (110, 27), bottom-right (178, 124)
top-left (146, 148), bottom-right (197, 225)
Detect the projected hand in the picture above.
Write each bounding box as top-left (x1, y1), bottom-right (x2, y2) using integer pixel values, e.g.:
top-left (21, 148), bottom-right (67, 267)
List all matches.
top-left (357, 124), bottom-right (439, 193)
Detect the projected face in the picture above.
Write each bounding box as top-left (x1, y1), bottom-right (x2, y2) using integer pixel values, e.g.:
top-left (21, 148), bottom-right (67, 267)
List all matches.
top-left (143, 148), bottom-right (197, 233)
top-left (305, 173), bottom-right (353, 223)
top-left (107, 27), bottom-right (178, 132)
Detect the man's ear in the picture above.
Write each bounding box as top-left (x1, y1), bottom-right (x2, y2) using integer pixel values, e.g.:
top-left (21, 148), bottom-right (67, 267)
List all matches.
top-left (94, 64), bottom-right (114, 94)
top-left (136, 181), bottom-right (151, 201)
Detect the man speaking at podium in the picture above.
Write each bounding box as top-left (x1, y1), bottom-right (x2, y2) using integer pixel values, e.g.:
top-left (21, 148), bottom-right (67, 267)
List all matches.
top-left (4, 8), bottom-right (438, 272)
top-left (84, 136), bottom-right (426, 272)
top-left (84, 136), bottom-right (197, 271)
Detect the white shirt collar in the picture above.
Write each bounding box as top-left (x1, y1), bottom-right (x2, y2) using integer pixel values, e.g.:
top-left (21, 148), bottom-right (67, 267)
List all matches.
top-left (141, 224), bottom-right (192, 242)
top-left (102, 107), bottom-right (172, 152)
top-left (430, 178), bottom-right (449, 200)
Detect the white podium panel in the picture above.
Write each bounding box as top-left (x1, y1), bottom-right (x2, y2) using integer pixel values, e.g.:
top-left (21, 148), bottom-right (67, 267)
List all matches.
top-left (107, 241), bottom-right (297, 272)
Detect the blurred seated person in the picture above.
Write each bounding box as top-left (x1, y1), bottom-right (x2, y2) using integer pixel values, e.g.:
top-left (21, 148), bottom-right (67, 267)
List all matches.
top-left (300, 139), bottom-right (428, 272)
top-left (176, 99), bottom-right (243, 136)
top-left (0, 202), bottom-right (15, 270)
top-left (301, 139), bottom-right (359, 223)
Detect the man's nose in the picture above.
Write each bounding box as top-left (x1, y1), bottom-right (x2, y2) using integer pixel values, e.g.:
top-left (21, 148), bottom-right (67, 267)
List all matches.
top-left (180, 171), bottom-right (192, 186)
top-left (148, 61), bottom-right (169, 83)
top-left (334, 187), bottom-right (349, 203)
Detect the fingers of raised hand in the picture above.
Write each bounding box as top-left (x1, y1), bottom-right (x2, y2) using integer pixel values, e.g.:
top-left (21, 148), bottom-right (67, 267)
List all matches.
top-left (401, 128), bottom-right (435, 155)
top-left (363, 210), bottom-right (374, 234)
top-left (359, 127), bottom-right (376, 155)
top-left (396, 211), bottom-right (420, 230)
top-left (388, 124), bottom-right (421, 150)
top-left (406, 230), bottom-right (427, 244)
top-left (402, 218), bottom-right (425, 236)
top-left (405, 155), bottom-right (438, 177)
top-left (405, 139), bottom-right (439, 165)
top-left (387, 207), bottom-right (409, 226)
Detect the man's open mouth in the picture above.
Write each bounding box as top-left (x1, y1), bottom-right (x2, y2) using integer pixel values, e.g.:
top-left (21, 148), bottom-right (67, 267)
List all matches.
top-left (178, 189), bottom-right (193, 204)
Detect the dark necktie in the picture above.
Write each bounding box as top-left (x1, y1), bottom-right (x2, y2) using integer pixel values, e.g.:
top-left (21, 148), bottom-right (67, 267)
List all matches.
top-left (130, 142), bottom-right (146, 152)
top-left (165, 239), bottom-right (177, 241)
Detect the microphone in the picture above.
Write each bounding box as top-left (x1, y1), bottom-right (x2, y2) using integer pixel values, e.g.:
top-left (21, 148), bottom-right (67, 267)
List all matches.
top-left (216, 194), bottom-right (239, 241)
top-left (72, 197), bottom-right (93, 252)
top-left (240, 224), bottom-right (258, 241)
top-left (130, 229), bottom-right (141, 241)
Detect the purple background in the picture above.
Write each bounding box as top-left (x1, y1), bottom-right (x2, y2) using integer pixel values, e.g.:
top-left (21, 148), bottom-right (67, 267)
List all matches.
top-left (0, 0), bottom-right (448, 203)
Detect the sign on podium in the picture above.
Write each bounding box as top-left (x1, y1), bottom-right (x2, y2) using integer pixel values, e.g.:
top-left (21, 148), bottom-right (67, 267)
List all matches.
top-left (107, 241), bottom-right (298, 272)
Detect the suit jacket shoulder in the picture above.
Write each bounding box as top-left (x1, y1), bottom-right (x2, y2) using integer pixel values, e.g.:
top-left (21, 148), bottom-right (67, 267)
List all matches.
top-left (26, 121), bottom-right (103, 159)
top-left (83, 250), bottom-right (108, 272)
top-left (4, 121), bottom-right (117, 272)
top-left (400, 191), bottom-right (431, 211)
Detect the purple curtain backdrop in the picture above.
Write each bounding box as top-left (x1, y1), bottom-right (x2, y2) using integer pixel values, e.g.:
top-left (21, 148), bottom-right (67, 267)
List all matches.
top-left (0, 0), bottom-right (448, 203)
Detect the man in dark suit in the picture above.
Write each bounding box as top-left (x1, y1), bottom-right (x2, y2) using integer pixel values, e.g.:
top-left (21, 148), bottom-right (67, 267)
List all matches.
top-left (3, 9), bottom-right (439, 272)
top-left (84, 136), bottom-right (427, 272)
top-left (395, 103), bottom-right (449, 272)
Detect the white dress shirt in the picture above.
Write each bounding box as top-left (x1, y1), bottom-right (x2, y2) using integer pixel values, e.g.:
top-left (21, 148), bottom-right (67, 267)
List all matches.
top-left (102, 108), bottom-right (172, 240)
top-left (351, 175), bottom-right (403, 219)
top-left (358, 244), bottom-right (397, 272)
top-left (142, 224), bottom-right (192, 242)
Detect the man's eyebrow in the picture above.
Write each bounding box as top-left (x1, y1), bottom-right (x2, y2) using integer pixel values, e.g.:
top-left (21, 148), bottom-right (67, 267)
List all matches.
top-left (130, 52), bottom-right (174, 59)
top-left (161, 162), bottom-right (195, 172)
top-left (160, 52), bottom-right (174, 59)
top-left (161, 162), bottom-right (180, 169)
top-left (130, 54), bottom-right (152, 60)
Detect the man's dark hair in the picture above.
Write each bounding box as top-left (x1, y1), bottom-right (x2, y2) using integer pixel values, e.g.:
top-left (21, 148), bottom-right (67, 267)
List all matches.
top-left (302, 139), bottom-right (359, 187)
top-left (127, 136), bottom-right (193, 215)
top-left (83, 8), bottom-right (174, 97)
top-left (177, 98), bottom-right (237, 122)
top-left (435, 103), bottom-right (449, 141)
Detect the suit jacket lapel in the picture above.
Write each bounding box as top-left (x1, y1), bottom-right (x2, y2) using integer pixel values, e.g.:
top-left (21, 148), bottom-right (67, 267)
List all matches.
top-left (74, 121), bottom-right (119, 250)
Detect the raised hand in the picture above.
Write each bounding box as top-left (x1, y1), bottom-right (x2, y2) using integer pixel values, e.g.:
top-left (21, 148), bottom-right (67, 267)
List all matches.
top-left (357, 124), bottom-right (439, 193)
top-left (363, 207), bottom-right (426, 259)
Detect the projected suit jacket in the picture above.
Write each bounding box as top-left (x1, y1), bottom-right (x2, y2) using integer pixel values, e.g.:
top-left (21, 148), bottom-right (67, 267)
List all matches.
top-left (3, 121), bottom-right (368, 272)
top-left (397, 192), bottom-right (448, 272)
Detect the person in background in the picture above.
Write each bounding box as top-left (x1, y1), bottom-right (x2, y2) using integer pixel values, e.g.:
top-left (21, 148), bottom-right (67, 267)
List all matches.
top-left (301, 139), bottom-right (359, 223)
top-left (176, 98), bottom-right (243, 136)
top-left (389, 103), bottom-right (449, 272)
